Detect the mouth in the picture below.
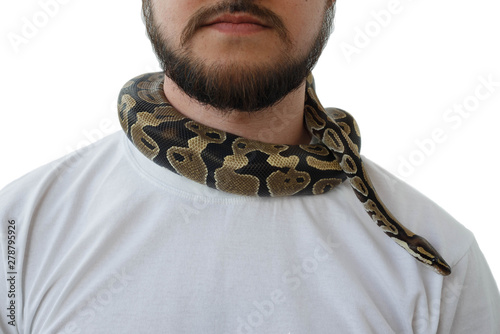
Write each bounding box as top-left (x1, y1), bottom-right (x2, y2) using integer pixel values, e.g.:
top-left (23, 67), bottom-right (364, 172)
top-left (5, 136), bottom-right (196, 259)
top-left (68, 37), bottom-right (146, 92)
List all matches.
top-left (204, 14), bottom-right (269, 27)
top-left (202, 14), bottom-right (270, 34)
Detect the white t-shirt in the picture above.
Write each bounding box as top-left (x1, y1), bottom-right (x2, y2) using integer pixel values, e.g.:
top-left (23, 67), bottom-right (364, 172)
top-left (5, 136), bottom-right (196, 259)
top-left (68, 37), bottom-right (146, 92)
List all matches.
top-left (1, 132), bottom-right (499, 334)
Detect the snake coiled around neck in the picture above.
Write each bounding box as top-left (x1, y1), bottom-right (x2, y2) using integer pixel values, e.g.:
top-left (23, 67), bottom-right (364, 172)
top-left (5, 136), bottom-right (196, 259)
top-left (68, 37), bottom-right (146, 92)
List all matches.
top-left (118, 72), bottom-right (452, 276)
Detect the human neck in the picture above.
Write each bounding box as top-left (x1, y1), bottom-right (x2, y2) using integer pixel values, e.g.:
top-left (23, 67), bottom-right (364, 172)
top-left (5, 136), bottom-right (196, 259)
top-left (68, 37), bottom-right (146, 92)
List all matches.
top-left (162, 76), bottom-right (312, 145)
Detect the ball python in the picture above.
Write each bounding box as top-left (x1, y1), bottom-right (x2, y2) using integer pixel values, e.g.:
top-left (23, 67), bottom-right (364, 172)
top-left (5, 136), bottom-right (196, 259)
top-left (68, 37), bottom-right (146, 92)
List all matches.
top-left (118, 72), bottom-right (451, 276)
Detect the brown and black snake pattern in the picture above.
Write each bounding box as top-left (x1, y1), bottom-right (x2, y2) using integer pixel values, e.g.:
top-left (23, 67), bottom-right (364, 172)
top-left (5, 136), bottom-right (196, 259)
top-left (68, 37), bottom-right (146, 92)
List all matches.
top-left (118, 72), bottom-right (451, 276)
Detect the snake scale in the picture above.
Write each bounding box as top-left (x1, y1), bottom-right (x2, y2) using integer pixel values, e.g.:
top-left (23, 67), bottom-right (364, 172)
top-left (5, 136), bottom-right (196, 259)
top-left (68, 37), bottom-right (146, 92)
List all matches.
top-left (118, 72), bottom-right (451, 276)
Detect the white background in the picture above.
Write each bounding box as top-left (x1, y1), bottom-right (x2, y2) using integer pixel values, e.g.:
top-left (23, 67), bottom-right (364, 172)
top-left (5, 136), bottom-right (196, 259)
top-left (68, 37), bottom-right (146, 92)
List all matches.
top-left (1, 0), bottom-right (499, 285)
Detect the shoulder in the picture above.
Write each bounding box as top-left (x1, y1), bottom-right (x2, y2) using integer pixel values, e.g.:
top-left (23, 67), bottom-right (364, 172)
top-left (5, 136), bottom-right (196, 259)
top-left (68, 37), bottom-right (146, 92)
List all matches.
top-left (0, 132), bottom-right (125, 219)
top-left (360, 156), bottom-right (475, 268)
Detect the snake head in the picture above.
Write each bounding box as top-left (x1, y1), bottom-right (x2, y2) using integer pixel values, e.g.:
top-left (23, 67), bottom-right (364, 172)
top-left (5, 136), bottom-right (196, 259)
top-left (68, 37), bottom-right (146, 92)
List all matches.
top-left (394, 236), bottom-right (452, 276)
top-left (429, 255), bottom-right (452, 276)
top-left (411, 236), bottom-right (452, 276)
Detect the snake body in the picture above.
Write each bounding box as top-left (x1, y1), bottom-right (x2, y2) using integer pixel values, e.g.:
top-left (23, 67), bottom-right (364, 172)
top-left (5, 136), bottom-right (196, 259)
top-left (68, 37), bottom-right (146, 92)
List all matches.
top-left (118, 72), bottom-right (451, 276)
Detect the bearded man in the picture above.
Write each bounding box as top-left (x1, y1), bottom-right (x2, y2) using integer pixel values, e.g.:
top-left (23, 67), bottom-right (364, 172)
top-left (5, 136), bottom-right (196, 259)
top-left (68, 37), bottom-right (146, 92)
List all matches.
top-left (1, 0), bottom-right (499, 333)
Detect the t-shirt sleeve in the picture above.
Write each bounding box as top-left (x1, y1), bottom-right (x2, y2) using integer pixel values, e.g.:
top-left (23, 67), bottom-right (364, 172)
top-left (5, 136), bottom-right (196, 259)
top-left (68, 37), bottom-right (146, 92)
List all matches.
top-left (439, 238), bottom-right (500, 333)
top-left (0, 176), bottom-right (33, 333)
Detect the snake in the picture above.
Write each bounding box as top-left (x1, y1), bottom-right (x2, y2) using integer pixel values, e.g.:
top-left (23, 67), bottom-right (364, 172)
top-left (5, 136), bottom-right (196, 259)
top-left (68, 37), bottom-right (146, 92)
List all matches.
top-left (118, 72), bottom-right (452, 276)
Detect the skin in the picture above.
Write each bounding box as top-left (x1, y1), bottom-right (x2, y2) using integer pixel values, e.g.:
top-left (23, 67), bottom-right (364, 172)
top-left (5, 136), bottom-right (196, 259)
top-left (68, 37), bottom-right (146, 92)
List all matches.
top-left (150, 0), bottom-right (334, 145)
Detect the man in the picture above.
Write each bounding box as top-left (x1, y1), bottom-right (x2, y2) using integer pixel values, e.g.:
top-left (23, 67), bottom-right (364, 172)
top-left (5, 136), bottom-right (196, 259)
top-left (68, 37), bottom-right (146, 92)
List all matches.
top-left (1, 0), bottom-right (499, 333)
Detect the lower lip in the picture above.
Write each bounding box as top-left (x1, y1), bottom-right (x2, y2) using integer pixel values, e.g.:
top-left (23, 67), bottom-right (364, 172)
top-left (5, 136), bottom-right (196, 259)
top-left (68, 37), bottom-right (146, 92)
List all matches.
top-left (207, 22), bottom-right (267, 35)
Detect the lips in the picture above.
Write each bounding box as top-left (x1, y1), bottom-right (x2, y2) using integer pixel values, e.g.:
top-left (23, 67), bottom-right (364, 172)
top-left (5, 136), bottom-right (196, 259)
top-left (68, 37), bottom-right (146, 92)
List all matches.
top-left (204, 14), bottom-right (269, 28)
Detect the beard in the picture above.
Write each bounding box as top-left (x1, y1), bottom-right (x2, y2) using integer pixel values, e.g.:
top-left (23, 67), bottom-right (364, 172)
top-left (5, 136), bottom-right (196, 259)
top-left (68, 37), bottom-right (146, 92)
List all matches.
top-left (143, 0), bottom-right (335, 113)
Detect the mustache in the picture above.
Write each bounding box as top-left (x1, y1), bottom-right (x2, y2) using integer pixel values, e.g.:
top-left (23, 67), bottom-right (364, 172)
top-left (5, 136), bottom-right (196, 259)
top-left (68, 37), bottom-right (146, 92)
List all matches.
top-left (180, 1), bottom-right (291, 46)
